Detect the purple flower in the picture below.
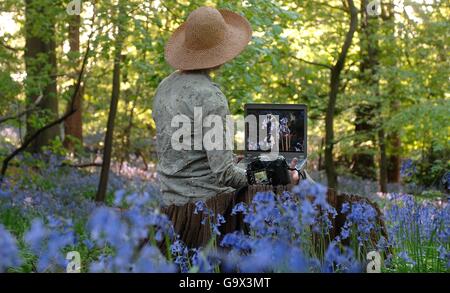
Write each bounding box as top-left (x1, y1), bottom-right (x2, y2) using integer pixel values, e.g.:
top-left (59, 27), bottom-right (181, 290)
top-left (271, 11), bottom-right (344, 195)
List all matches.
top-left (340, 201), bottom-right (377, 245)
top-left (194, 201), bottom-right (207, 214)
top-left (398, 251), bottom-right (416, 265)
top-left (0, 225), bottom-right (22, 272)
top-left (400, 159), bottom-right (416, 177)
top-left (300, 200), bottom-right (317, 225)
top-left (231, 202), bottom-right (248, 215)
top-left (0, 188), bottom-right (11, 199)
top-left (236, 238), bottom-right (309, 273)
top-left (24, 219), bottom-right (47, 252)
top-left (133, 245), bottom-right (176, 273)
top-left (253, 191), bottom-right (275, 204)
top-left (113, 189), bottom-right (126, 206)
top-left (24, 218), bottom-right (75, 272)
top-left (323, 242), bottom-right (361, 272)
top-left (88, 207), bottom-right (129, 247)
top-left (221, 232), bottom-right (253, 250)
top-left (292, 180), bottom-right (327, 201)
top-left (170, 240), bottom-right (185, 255)
top-left (191, 249), bottom-right (214, 273)
top-left (341, 202), bottom-right (350, 214)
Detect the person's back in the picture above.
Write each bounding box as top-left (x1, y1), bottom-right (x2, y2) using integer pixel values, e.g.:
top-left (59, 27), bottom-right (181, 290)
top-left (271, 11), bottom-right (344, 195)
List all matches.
top-left (152, 6), bottom-right (253, 247)
top-left (153, 70), bottom-right (246, 206)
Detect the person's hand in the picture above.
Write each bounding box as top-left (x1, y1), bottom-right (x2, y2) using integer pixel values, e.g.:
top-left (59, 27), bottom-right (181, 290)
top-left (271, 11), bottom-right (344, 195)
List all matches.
top-left (289, 157), bottom-right (300, 185)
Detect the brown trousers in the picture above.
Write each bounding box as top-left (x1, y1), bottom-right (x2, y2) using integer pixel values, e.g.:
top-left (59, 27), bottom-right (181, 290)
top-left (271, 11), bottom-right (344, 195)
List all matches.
top-left (161, 188), bottom-right (249, 248)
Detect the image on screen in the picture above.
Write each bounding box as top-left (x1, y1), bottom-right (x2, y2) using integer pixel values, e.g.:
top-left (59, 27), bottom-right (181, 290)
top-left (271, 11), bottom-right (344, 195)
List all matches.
top-left (246, 109), bottom-right (306, 153)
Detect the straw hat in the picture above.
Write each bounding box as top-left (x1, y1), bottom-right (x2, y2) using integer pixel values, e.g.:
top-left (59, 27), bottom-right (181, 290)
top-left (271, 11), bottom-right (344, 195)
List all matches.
top-left (165, 7), bottom-right (252, 70)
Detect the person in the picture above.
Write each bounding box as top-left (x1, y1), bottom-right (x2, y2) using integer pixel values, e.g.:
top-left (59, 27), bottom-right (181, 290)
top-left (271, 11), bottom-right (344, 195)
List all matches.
top-left (153, 6), bottom-right (298, 247)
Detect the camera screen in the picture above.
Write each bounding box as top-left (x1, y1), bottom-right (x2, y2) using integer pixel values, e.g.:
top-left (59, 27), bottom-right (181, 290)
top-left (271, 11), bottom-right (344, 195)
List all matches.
top-left (254, 170), bottom-right (269, 184)
top-left (246, 109), bottom-right (306, 153)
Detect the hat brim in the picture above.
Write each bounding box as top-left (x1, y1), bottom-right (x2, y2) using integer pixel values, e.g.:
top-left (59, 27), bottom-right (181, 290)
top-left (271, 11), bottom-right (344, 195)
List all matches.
top-left (165, 9), bottom-right (252, 70)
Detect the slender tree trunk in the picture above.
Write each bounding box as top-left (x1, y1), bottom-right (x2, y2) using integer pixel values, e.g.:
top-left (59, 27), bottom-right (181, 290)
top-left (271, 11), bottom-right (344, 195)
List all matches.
top-left (383, 6), bottom-right (402, 184)
top-left (352, 0), bottom-right (378, 180)
top-left (318, 137), bottom-right (324, 170)
top-left (96, 2), bottom-right (127, 202)
top-left (387, 100), bottom-right (401, 184)
top-left (352, 104), bottom-right (376, 179)
top-left (325, 69), bottom-right (340, 190)
top-left (378, 128), bottom-right (388, 192)
top-left (325, 0), bottom-right (358, 190)
top-left (387, 126), bottom-right (401, 183)
top-left (64, 13), bottom-right (84, 150)
top-left (24, 0), bottom-right (59, 152)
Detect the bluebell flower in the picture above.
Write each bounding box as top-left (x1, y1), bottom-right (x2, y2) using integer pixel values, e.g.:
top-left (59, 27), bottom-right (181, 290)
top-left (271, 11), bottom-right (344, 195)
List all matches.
top-left (88, 206), bottom-right (129, 247)
top-left (231, 202), bottom-right (248, 215)
top-left (292, 180), bottom-right (327, 201)
top-left (341, 202), bottom-right (350, 214)
top-left (216, 214), bottom-right (226, 225)
top-left (126, 191), bottom-right (152, 207)
top-left (133, 245), bottom-right (176, 273)
top-left (340, 201), bottom-right (377, 245)
top-left (83, 239), bottom-right (94, 250)
top-left (398, 251), bottom-right (416, 265)
top-left (437, 245), bottom-right (449, 264)
top-left (170, 240), bottom-right (185, 255)
top-left (191, 249), bottom-right (214, 273)
top-left (300, 200), bottom-right (316, 226)
top-left (221, 232), bottom-right (253, 251)
top-left (400, 159), bottom-right (416, 177)
top-left (0, 188), bottom-right (11, 199)
top-left (194, 201), bottom-right (207, 214)
top-left (323, 242), bottom-right (361, 273)
top-left (24, 218), bottom-right (75, 272)
top-left (0, 225), bottom-right (22, 272)
top-left (24, 219), bottom-right (47, 252)
top-left (113, 189), bottom-right (126, 206)
top-left (236, 238), bottom-right (309, 273)
top-left (340, 228), bottom-right (350, 240)
top-left (253, 191), bottom-right (276, 204)
top-left (89, 255), bottom-right (112, 273)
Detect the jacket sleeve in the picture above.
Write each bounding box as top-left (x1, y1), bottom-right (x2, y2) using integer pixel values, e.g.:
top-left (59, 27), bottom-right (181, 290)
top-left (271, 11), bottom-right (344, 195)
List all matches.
top-left (199, 84), bottom-right (248, 189)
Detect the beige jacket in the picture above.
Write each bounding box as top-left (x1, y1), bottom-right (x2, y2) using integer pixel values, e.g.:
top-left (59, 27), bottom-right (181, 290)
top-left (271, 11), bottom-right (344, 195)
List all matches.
top-left (153, 70), bottom-right (247, 206)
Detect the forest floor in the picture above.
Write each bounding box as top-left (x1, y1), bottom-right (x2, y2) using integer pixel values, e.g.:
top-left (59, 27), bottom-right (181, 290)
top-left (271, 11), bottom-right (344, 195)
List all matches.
top-left (0, 155), bottom-right (449, 273)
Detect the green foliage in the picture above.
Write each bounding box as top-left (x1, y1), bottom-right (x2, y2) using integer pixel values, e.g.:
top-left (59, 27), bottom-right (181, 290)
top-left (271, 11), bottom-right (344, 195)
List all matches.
top-left (0, 0), bottom-right (448, 186)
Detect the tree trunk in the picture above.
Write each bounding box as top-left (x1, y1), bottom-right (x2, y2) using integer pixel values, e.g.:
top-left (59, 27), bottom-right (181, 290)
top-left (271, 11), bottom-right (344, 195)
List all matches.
top-left (384, 5), bottom-right (402, 184)
top-left (64, 14), bottom-right (84, 151)
top-left (325, 0), bottom-right (358, 190)
top-left (352, 0), bottom-right (378, 180)
top-left (24, 0), bottom-right (59, 152)
top-left (352, 104), bottom-right (376, 179)
top-left (318, 137), bottom-right (324, 170)
top-left (378, 128), bottom-right (388, 193)
top-left (387, 128), bottom-right (401, 183)
top-left (96, 2), bottom-right (127, 202)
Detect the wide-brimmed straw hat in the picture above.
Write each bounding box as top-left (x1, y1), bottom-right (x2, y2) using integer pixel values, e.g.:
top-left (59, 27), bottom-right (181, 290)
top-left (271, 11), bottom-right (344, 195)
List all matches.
top-left (165, 6), bottom-right (252, 70)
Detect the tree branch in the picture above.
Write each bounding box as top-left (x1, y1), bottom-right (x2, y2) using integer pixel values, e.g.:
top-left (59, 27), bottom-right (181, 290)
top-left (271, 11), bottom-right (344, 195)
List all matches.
top-left (0, 28), bottom-right (94, 184)
top-left (0, 95), bottom-right (43, 125)
top-left (292, 56), bottom-right (332, 70)
top-left (0, 39), bottom-right (22, 52)
top-left (61, 162), bottom-right (102, 168)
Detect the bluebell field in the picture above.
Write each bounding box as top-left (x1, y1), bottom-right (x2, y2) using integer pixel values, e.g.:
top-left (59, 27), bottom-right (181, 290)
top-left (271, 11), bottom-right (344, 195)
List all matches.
top-left (0, 155), bottom-right (449, 273)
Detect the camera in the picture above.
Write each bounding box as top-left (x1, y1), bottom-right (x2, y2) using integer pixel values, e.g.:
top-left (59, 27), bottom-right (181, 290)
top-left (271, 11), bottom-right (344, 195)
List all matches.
top-left (246, 155), bottom-right (297, 186)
